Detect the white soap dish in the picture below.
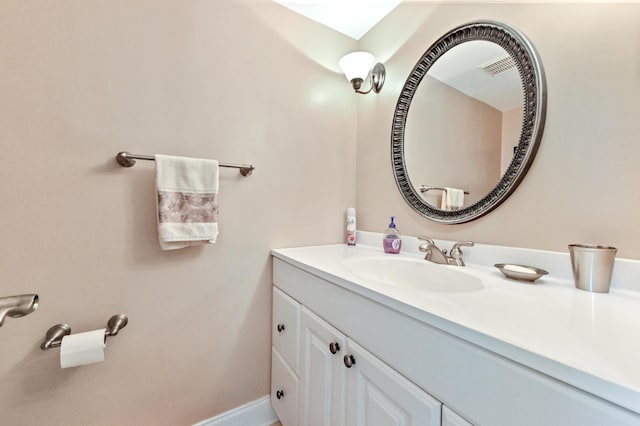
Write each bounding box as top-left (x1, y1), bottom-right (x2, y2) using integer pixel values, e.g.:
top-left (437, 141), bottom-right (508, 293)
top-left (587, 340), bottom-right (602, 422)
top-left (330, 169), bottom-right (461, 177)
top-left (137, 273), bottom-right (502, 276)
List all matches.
top-left (495, 263), bottom-right (548, 283)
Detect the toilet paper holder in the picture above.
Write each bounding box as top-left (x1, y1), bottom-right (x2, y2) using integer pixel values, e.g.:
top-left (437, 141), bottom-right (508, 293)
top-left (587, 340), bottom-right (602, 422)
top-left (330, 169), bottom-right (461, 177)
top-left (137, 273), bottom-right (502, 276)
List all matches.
top-left (40, 314), bottom-right (128, 350)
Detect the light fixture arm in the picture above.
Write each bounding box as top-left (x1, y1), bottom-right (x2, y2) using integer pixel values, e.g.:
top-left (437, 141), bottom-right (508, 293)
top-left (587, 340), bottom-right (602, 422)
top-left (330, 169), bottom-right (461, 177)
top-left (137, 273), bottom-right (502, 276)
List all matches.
top-left (356, 86), bottom-right (374, 94)
top-left (351, 63), bottom-right (385, 94)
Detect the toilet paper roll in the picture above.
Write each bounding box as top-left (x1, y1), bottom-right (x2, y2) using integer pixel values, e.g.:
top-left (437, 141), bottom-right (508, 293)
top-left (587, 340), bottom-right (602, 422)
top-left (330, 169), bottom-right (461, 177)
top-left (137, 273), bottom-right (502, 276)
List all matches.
top-left (60, 329), bottom-right (106, 369)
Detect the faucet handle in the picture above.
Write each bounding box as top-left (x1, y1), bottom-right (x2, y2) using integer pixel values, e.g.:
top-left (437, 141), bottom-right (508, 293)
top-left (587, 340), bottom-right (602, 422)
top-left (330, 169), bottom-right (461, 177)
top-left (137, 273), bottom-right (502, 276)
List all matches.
top-left (418, 236), bottom-right (435, 244)
top-left (417, 236), bottom-right (435, 253)
top-left (450, 241), bottom-right (474, 258)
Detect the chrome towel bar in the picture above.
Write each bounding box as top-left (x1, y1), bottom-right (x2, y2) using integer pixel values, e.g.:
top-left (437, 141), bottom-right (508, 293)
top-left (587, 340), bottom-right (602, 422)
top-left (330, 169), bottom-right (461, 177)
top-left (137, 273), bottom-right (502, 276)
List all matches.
top-left (116, 151), bottom-right (255, 177)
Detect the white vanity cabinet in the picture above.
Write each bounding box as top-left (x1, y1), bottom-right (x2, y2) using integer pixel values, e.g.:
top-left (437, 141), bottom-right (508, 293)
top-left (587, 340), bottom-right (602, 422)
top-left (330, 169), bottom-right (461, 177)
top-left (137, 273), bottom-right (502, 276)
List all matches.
top-left (442, 407), bottom-right (473, 426)
top-left (299, 307), bottom-right (441, 426)
top-left (272, 254), bottom-right (640, 426)
top-left (272, 286), bottom-right (442, 426)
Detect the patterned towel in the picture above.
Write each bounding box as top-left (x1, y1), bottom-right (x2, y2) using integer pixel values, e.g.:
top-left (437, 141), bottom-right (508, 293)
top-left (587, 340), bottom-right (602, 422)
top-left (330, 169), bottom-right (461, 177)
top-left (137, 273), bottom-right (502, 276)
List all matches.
top-left (155, 154), bottom-right (219, 250)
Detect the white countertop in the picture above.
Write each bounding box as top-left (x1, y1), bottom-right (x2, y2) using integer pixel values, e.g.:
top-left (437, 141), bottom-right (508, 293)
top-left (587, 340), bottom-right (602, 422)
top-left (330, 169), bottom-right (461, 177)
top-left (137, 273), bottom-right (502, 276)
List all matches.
top-left (271, 241), bottom-right (640, 414)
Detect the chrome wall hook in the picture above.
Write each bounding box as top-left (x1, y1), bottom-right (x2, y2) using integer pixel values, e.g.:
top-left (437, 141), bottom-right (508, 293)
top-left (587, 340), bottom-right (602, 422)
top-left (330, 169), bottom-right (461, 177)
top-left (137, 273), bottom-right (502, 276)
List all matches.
top-left (0, 294), bottom-right (39, 328)
top-left (41, 314), bottom-right (128, 350)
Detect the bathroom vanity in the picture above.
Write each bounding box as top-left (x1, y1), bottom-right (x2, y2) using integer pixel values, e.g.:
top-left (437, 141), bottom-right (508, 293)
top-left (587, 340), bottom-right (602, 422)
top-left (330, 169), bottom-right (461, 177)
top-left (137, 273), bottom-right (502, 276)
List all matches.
top-left (270, 241), bottom-right (640, 426)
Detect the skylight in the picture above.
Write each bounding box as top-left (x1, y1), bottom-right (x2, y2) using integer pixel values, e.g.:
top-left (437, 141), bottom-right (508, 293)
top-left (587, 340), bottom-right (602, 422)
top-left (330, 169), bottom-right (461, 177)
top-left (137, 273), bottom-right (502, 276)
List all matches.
top-left (272, 0), bottom-right (403, 40)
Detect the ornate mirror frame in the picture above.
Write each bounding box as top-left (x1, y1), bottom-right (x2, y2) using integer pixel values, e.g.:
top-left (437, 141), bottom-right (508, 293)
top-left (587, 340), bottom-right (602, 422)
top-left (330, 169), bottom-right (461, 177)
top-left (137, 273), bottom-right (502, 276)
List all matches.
top-left (392, 20), bottom-right (547, 224)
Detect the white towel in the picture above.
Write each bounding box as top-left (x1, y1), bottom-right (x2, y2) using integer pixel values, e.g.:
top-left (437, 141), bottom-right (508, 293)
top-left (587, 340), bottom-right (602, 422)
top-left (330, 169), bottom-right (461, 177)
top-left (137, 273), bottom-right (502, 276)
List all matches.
top-left (155, 154), bottom-right (219, 250)
top-left (441, 187), bottom-right (464, 211)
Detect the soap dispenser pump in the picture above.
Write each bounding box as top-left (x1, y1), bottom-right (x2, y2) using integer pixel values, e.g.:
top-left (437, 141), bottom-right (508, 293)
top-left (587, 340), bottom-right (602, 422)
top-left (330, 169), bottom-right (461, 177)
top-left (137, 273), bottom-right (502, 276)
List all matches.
top-left (383, 216), bottom-right (402, 254)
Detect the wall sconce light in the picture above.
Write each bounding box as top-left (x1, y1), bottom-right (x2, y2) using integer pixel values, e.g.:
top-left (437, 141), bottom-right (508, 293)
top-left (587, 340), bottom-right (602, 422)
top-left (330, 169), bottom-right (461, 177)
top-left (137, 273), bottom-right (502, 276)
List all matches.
top-left (338, 51), bottom-right (386, 94)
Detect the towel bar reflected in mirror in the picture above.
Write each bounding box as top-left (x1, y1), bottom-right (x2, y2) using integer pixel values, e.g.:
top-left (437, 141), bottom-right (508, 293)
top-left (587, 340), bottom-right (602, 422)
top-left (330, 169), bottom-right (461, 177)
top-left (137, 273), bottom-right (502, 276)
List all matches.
top-left (420, 185), bottom-right (470, 195)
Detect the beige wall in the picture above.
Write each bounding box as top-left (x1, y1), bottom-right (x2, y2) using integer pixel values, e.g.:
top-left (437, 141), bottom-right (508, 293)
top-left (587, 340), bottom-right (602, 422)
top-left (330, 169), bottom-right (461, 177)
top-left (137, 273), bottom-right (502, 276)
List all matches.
top-left (0, 1), bottom-right (356, 424)
top-left (501, 106), bottom-right (524, 175)
top-left (4, 2), bottom-right (640, 425)
top-left (358, 2), bottom-right (640, 259)
top-left (406, 75), bottom-right (502, 207)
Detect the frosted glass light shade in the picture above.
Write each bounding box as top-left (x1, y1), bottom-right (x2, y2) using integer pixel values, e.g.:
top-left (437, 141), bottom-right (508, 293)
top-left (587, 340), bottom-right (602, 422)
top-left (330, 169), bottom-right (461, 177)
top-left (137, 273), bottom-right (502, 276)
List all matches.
top-left (339, 51), bottom-right (376, 82)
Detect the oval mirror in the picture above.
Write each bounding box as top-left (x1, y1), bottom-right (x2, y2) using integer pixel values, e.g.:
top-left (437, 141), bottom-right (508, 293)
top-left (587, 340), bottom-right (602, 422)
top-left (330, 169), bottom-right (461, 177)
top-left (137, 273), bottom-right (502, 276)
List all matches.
top-left (392, 21), bottom-right (547, 224)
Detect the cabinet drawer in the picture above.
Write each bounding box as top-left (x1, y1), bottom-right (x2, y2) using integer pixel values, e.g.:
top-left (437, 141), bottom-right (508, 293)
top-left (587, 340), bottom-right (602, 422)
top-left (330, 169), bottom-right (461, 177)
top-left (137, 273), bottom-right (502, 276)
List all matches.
top-left (272, 348), bottom-right (299, 426)
top-left (273, 287), bottom-right (300, 373)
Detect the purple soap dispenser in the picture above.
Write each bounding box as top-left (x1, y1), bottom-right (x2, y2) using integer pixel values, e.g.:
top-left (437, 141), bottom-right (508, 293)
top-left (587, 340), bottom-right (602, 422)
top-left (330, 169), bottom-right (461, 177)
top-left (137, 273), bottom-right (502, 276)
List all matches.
top-left (383, 216), bottom-right (402, 254)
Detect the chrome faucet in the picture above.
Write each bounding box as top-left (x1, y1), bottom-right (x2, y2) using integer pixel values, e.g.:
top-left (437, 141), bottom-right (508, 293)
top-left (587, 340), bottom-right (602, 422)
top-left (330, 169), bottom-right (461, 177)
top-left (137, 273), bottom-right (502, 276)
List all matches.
top-left (418, 237), bottom-right (474, 266)
top-left (0, 294), bottom-right (39, 327)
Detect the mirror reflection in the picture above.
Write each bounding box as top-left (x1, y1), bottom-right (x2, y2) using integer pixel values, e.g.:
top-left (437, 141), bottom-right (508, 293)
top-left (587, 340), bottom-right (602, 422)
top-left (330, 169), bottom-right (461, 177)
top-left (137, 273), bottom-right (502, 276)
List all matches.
top-left (405, 41), bottom-right (524, 210)
top-left (392, 20), bottom-right (546, 224)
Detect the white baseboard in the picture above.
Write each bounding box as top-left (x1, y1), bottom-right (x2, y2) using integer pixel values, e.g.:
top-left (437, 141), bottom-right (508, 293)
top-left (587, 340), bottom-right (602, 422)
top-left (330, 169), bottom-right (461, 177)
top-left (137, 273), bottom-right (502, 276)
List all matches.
top-left (193, 395), bottom-right (278, 426)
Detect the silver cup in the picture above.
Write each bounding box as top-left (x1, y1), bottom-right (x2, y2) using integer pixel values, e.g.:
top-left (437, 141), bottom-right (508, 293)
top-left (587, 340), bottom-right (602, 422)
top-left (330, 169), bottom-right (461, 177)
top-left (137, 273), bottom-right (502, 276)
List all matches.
top-left (568, 244), bottom-right (617, 293)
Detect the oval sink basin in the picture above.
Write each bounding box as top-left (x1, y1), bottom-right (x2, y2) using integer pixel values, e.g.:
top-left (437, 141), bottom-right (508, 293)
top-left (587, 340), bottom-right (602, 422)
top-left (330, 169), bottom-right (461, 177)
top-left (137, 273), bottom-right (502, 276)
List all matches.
top-left (343, 256), bottom-right (483, 293)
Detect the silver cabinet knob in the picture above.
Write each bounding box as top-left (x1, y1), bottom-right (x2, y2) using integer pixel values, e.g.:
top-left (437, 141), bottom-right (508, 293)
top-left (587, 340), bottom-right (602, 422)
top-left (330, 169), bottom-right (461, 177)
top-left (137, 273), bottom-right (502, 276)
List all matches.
top-left (276, 323), bottom-right (285, 333)
top-left (276, 389), bottom-right (284, 399)
top-left (343, 354), bottom-right (356, 368)
top-left (329, 342), bottom-right (341, 354)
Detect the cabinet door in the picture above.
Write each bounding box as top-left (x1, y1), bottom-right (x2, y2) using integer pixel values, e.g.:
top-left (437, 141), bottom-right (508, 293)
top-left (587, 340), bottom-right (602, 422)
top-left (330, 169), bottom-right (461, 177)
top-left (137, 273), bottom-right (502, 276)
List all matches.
top-left (345, 339), bottom-right (442, 426)
top-left (299, 307), bottom-right (347, 426)
top-left (442, 406), bottom-right (474, 426)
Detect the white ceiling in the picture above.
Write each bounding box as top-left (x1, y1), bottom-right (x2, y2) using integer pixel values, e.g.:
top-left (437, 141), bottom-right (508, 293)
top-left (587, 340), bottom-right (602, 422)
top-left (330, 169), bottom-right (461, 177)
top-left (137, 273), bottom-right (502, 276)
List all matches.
top-left (428, 41), bottom-right (523, 112)
top-left (272, 1), bottom-right (523, 111)
top-left (273, 0), bottom-right (632, 42)
top-left (272, 0), bottom-right (403, 40)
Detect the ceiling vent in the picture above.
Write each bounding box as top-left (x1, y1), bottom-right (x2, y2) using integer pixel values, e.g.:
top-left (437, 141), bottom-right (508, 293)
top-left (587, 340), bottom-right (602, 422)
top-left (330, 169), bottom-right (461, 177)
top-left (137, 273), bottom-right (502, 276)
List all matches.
top-left (479, 56), bottom-right (516, 76)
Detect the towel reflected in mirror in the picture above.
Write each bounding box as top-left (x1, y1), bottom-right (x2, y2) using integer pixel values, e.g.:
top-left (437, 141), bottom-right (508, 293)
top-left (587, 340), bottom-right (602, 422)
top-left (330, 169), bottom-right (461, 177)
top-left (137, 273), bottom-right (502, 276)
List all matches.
top-left (441, 187), bottom-right (465, 211)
